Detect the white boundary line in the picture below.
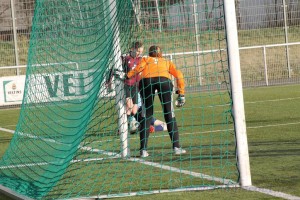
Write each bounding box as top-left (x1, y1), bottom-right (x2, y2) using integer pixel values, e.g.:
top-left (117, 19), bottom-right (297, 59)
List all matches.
top-left (0, 127), bottom-right (67, 145)
top-left (0, 146), bottom-right (237, 190)
top-left (0, 157), bottom-right (121, 170)
top-left (248, 121), bottom-right (300, 129)
top-left (127, 157), bottom-right (235, 185)
top-left (245, 97), bottom-right (300, 104)
top-left (69, 147), bottom-right (235, 184)
top-left (0, 127), bottom-right (14, 134)
top-left (0, 184), bottom-right (34, 200)
top-left (0, 142), bottom-right (236, 199)
top-left (62, 146), bottom-right (300, 200)
top-left (243, 186), bottom-right (300, 200)
top-left (71, 185), bottom-right (238, 200)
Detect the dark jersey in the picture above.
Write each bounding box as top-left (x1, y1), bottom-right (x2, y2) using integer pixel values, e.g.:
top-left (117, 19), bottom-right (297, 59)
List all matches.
top-left (122, 55), bottom-right (142, 86)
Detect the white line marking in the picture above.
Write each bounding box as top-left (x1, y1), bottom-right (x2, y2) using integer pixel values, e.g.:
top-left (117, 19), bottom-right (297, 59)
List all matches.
top-left (0, 127), bottom-right (14, 134)
top-left (0, 162), bottom-right (48, 169)
top-left (245, 97), bottom-right (300, 104)
top-left (0, 157), bottom-right (120, 170)
top-left (248, 121), bottom-right (300, 129)
top-left (4, 146), bottom-right (298, 200)
top-left (0, 148), bottom-right (121, 170)
top-left (0, 127), bottom-right (68, 145)
top-left (79, 146), bottom-right (121, 157)
top-left (72, 185), bottom-right (238, 200)
top-left (128, 157), bottom-right (236, 185)
top-left (243, 186), bottom-right (300, 200)
top-left (0, 145), bottom-right (236, 184)
top-left (79, 147), bottom-right (236, 184)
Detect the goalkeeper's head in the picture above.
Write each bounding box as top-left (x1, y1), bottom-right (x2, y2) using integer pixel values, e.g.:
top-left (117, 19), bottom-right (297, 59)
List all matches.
top-left (149, 45), bottom-right (162, 58)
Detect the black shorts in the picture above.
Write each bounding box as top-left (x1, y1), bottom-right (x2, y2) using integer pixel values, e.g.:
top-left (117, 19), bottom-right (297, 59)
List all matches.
top-left (125, 85), bottom-right (138, 104)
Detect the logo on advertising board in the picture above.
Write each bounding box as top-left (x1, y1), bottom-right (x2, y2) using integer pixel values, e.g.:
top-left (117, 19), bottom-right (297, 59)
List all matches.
top-left (3, 80), bottom-right (24, 102)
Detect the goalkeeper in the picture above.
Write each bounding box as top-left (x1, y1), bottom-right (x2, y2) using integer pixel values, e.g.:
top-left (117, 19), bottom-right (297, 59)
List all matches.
top-left (127, 45), bottom-right (186, 157)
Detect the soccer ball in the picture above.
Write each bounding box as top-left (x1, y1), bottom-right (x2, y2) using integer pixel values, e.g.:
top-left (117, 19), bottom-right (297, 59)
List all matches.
top-left (129, 118), bottom-right (139, 133)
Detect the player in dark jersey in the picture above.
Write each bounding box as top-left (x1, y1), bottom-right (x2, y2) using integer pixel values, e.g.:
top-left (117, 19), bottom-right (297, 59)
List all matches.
top-left (122, 41), bottom-right (144, 131)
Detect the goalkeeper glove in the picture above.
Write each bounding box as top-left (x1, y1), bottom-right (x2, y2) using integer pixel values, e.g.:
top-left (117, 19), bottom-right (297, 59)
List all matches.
top-left (114, 70), bottom-right (126, 80)
top-left (175, 94), bottom-right (185, 107)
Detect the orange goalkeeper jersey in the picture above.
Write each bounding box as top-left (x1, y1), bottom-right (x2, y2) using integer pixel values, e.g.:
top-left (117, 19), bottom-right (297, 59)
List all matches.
top-left (127, 56), bottom-right (185, 94)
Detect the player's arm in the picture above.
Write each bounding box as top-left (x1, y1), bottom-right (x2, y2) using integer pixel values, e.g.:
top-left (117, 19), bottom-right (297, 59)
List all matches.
top-left (127, 57), bottom-right (146, 78)
top-left (107, 54), bottom-right (127, 82)
top-left (169, 62), bottom-right (186, 107)
top-left (105, 67), bottom-right (114, 85)
top-left (121, 54), bottom-right (129, 73)
top-left (169, 63), bottom-right (185, 95)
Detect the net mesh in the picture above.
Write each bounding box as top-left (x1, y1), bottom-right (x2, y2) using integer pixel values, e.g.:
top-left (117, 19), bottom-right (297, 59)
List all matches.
top-left (0, 0), bottom-right (238, 199)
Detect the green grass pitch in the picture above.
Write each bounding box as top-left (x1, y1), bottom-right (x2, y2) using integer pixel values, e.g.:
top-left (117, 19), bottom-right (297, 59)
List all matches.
top-left (0, 84), bottom-right (299, 200)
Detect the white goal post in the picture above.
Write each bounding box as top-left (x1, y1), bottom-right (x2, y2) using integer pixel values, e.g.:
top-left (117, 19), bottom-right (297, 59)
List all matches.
top-left (224, 0), bottom-right (252, 187)
top-left (108, 0), bottom-right (130, 158)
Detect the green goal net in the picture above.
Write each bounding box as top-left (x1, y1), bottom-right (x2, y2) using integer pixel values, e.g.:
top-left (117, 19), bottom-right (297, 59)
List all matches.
top-left (0, 0), bottom-right (240, 199)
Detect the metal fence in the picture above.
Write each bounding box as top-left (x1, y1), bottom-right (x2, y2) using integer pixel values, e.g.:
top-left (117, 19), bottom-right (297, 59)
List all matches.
top-left (0, 0), bottom-right (33, 67)
top-left (236, 0), bottom-right (300, 87)
top-left (0, 0), bottom-right (300, 87)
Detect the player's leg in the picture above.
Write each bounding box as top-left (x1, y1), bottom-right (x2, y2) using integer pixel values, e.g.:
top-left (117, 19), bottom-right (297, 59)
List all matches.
top-left (126, 98), bottom-right (134, 116)
top-left (130, 85), bottom-right (139, 116)
top-left (125, 85), bottom-right (133, 116)
top-left (128, 85), bottom-right (140, 133)
top-left (134, 92), bottom-right (144, 123)
top-left (139, 78), bottom-right (155, 151)
top-left (157, 78), bottom-right (183, 150)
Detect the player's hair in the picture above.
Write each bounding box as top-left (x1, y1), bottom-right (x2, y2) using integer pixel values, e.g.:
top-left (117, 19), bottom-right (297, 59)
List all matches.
top-left (149, 45), bottom-right (162, 57)
top-left (132, 41), bottom-right (143, 49)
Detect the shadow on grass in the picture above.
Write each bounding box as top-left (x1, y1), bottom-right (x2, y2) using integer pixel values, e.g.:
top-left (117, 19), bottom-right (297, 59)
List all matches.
top-left (248, 140), bottom-right (300, 157)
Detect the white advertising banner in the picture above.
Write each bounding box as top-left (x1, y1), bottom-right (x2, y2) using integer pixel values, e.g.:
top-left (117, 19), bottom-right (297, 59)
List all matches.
top-left (0, 71), bottom-right (115, 107)
top-left (0, 75), bottom-right (26, 106)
